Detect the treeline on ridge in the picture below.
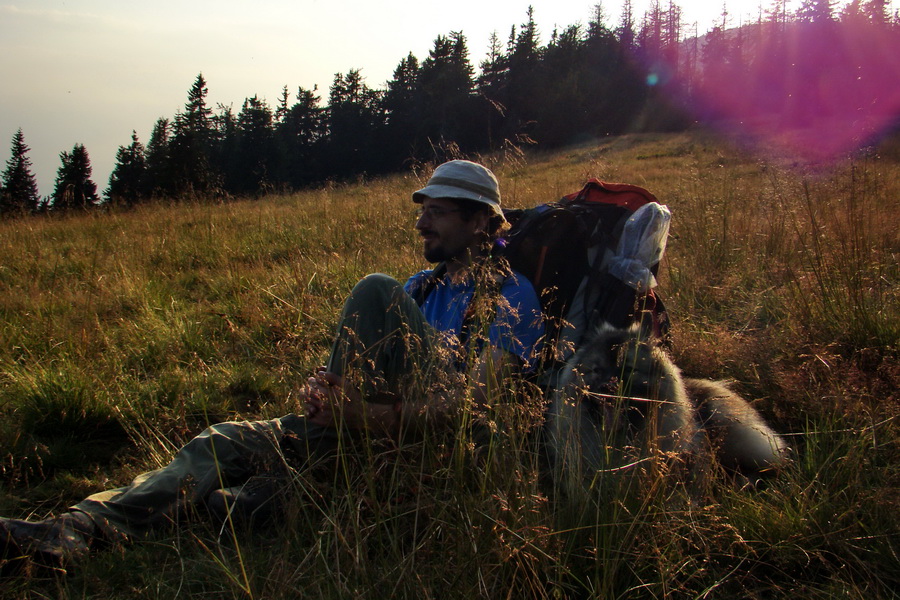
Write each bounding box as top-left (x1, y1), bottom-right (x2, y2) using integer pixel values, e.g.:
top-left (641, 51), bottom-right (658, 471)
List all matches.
top-left (2, 0), bottom-right (899, 214)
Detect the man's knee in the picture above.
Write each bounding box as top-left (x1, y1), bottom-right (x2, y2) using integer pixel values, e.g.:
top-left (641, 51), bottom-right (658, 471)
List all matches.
top-left (184, 420), bottom-right (283, 459)
top-left (346, 273), bottom-right (405, 310)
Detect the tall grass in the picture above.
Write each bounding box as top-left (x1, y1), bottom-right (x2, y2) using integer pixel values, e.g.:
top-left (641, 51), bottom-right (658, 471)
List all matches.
top-left (0, 132), bottom-right (897, 597)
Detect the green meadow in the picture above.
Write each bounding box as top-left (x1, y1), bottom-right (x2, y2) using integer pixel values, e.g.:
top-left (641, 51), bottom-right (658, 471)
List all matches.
top-left (0, 131), bottom-right (897, 598)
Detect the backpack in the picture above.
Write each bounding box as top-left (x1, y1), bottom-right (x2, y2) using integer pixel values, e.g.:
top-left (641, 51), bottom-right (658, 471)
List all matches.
top-left (500, 179), bottom-right (671, 368)
top-left (409, 178), bottom-right (672, 374)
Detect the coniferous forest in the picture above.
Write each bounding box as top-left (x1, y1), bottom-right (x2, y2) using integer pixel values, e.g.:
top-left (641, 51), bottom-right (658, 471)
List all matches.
top-left (1, 0), bottom-right (899, 214)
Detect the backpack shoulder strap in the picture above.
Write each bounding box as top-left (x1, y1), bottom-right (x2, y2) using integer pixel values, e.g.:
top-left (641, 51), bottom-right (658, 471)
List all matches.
top-left (410, 262), bottom-right (448, 307)
top-left (411, 259), bottom-right (512, 366)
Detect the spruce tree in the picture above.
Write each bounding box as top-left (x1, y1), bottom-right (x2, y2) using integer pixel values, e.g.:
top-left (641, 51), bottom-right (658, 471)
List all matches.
top-left (382, 53), bottom-right (423, 163)
top-left (797, 0), bottom-right (836, 22)
top-left (145, 118), bottom-right (172, 197)
top-left (106, 131), bottom-right (147, 205)
top-left (862, 0), bottom-right (889, 24)
top-left (327, 70), bottom-right (383, 177)
top-left (212, 104), bottom-right (238, 193)
top-left (275, 85), bottom-right (290, 124)
top-left (1, 129), bottom-right (41, 215)
top-left (478, 30), bottom-right (508, 99)
top-left (477, 31), bottom-right (511, 149)
top-left (170, 73), bottom-right (217, 196)
top-left (231, 95), bottom-right (275, 194)
top-left (51, 144), bottom-right (99, 210)
top-left (618, 0), bottom-right (637, 52)
top-left (276, 86), bottom-right (325, 188)
top-left (506, 8), bottom-right (543, 139)
top-left (536, 23), bottom-right (585, 145)
top-left (419, 32), bottom-right (477, 153)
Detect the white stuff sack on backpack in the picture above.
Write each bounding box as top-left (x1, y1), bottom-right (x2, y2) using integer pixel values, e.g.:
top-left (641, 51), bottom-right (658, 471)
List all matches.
top-left (555, 201), bottom-right (671, 364)
top-left (607, 202), bottom-right (671, 291)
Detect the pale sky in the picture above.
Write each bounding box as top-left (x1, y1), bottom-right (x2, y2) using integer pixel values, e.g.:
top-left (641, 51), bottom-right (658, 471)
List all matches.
top-left (1, 0), bottom-right (789, 196)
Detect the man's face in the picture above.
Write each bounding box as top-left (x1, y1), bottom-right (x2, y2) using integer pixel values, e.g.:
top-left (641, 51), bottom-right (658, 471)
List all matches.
top-left (415, 197), bottom-right (483, 264)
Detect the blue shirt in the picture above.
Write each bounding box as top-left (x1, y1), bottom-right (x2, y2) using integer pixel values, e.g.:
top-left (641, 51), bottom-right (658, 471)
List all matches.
top-left (405, 269), bottom-right (544, 371)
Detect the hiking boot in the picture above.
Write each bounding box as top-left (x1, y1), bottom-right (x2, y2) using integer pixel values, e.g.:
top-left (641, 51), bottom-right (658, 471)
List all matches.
top-left (0, 511), bottom-right (97, 571)
top-left (206, 475), bottom-right (285, 527)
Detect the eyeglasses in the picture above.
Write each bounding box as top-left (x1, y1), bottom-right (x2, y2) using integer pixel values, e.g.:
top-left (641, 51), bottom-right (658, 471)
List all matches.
top-left (415, 206), bottom-right (462, 220)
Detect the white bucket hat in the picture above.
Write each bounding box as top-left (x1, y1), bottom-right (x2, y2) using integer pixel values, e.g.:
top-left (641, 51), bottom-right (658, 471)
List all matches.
top-left (412, 160), bottom-right (502, 215)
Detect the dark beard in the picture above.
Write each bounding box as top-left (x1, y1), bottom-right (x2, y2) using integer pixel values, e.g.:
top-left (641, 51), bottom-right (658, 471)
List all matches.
top-left (423, 245), bottom-right (449, 263)
top-left (424, 239), bottom-right (482, 264)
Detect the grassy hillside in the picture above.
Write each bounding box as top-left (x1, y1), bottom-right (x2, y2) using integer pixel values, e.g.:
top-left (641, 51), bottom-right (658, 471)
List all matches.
top-left (0, 131), bottom-right (897, 598)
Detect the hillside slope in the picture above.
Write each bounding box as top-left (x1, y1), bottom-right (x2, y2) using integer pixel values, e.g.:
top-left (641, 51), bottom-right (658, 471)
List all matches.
top-left (0, 130), bottom-right (897, 597)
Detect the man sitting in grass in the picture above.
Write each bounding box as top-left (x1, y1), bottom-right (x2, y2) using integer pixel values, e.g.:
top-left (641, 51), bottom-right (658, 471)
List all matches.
top-left (0, 160), bottom-right (544, 569)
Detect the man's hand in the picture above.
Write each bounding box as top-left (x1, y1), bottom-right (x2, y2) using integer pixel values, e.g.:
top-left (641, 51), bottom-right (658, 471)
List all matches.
top-left (303, 368), bottom-right (399, 434)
